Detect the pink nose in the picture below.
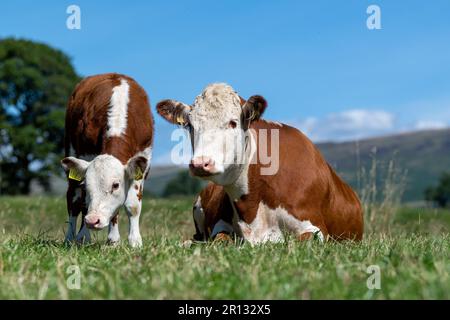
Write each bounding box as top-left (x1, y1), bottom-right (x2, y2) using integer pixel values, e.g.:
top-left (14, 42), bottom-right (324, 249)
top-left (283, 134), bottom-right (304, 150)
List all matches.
top-left (189, 156), bottom-right (215, 176)
top-left (85, 215), bottom-right (101, 229)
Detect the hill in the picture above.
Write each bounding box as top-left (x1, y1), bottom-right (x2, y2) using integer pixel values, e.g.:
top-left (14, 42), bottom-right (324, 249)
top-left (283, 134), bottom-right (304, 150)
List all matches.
top-left (317, 128), bottom-right (450, 202)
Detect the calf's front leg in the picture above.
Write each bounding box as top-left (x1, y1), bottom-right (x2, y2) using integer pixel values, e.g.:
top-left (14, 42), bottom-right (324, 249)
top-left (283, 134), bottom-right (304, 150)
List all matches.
top-left (124, 180), bottom-right (144, 247)
top-left (107, 211), bottom-right (120, 244)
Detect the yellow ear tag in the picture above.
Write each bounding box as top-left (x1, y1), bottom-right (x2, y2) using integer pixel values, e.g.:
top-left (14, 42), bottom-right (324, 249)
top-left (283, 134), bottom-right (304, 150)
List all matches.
top-left (176, 114), bottom-right (184, 125)
top-left (134, 167), bottom-right (144, 180)
top-left (68, 168), bottom-right (83, 181)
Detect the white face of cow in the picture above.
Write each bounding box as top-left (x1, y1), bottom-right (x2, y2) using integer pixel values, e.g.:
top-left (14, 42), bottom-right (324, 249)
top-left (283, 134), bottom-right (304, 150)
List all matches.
top-left (61, 154), bottom-right (147, 230)
top-left (156, 83), bottom-right (267, 186)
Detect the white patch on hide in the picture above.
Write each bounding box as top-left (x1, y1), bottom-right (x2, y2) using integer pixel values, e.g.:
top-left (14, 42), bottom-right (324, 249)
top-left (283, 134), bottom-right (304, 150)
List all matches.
top-left (107, 79), bottom-right (130, 137)
top-left (237, 202), bottom-right (323, 245)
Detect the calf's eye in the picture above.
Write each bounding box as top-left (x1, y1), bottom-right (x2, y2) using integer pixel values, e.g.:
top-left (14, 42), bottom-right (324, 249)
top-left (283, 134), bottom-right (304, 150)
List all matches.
top-left (112, 182), bottom-right (120, 191)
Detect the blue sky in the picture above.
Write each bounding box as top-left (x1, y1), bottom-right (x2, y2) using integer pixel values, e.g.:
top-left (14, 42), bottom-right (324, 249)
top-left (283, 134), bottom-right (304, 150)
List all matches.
top-left (2, 0), bottom-right (450, 164)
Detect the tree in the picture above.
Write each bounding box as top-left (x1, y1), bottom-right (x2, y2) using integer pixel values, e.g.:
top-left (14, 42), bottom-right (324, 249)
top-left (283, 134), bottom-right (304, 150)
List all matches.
top-left (0, 38), bottom-right (80, 194)
top-left (424, 172), bottom-right (450, 208)
top-left (163, 170), bottom-right (204, 197)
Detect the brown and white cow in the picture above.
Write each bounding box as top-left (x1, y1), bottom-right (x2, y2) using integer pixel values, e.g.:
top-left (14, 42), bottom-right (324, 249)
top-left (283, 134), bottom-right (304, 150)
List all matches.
top-left (157, 83), bottom-right (363, 244)
top-left (61, 73), bottom-right (154, 247)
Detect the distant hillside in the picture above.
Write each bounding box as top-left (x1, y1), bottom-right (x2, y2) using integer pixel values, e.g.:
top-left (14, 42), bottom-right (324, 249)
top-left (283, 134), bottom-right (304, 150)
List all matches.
top-left (144, 165), bottom-right (184, 196)
top-left (317, 128), bottom-right (450, 202)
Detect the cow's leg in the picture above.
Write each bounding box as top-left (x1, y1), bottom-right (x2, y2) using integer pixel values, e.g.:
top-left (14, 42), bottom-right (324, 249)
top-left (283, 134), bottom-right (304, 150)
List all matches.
top-left (124, 180), bottom-right (144, 248)
top-left (289, 217), bottom-right (327, 242)
top-left (76, 200), bottom-right (91, 244)
top-left (65, 181), bottom-right (82, 243)
top-left (107, 211), bottom-right (120, 244)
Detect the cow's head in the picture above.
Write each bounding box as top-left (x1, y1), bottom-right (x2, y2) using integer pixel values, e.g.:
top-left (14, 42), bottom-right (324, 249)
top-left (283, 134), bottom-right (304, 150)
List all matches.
top-left (156, 83), bottom-right (266, 185)
top-left (61, 154), bottom-right (147, 229)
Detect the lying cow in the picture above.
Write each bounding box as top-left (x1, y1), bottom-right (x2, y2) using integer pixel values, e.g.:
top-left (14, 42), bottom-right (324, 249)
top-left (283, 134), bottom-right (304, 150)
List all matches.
top-left (157, 83), bottom-right (363, 244)
top-left (61, 73), bottom-right (154, 247)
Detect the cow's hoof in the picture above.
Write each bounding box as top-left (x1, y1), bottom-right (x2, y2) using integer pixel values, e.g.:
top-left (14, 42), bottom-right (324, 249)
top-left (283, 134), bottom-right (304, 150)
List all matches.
top-left (106, 238), bottom-right (120, 246)
top-left (181, 240), bottom-right (193, 248)
top-left (64, 239), bottom-right (75, 246)
top-left (128, 235), bottom-right (142, 248)
top-left (212, 232), bottom-right (233, 243)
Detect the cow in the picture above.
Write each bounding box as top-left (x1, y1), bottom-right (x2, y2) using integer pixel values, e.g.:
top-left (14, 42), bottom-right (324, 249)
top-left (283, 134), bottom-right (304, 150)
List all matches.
top-left (192, 183), bottom-right (234, 242)
top-left (157, 83), bottom-right (363, 244)
top-left (61, 73), bottom-right (154, 247)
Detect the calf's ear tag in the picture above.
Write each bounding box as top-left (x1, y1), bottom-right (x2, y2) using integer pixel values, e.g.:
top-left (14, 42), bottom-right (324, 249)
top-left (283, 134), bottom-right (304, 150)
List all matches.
top-left (176, 114), bottom-right (184, 125)
top-left (134, 167), bottom-right (144, 180)
top-left (68, 168), bottom-right (83, 181)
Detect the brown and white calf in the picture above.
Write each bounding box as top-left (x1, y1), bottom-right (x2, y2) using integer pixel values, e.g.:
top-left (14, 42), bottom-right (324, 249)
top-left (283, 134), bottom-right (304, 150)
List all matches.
top-left (61, 73), bottom-right (154, 247)
top-left (157, 83), bottom-right (363, 244)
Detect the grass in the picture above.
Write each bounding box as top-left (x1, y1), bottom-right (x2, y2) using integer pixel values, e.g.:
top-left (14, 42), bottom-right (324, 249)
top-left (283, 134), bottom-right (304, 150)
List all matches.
top-left (0, 196), bottom-right (449, 299)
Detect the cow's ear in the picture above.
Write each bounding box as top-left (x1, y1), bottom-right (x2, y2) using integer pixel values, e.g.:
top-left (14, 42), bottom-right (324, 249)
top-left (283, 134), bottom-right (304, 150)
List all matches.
top-left (242, 95), bottom-right (267, 128)
top-left (61, 157), bottom-right (89, 181)
top-left (126, 155), bottom-right (148, 180)
top-left (156, 99), bottom-right (191, 125)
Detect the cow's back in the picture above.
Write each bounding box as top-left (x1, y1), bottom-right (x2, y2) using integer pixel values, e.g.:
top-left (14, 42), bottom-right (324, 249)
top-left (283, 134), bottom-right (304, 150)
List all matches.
top-left (65, 73), bottom-right (154, 163)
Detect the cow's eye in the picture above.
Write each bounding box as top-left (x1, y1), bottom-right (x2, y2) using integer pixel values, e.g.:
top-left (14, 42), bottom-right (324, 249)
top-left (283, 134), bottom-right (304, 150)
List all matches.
top-left (112, 182), bottom-right (120, 191)
top-left (228, 120), bottom-right (237, 129)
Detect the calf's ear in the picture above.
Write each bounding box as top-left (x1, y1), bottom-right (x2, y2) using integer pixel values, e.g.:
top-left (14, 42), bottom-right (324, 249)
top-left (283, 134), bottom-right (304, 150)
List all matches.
top-left (126, 155), bottom-right (148, 181)
top-left (241, 95), bottom-right (267, 129)
top-left (156, 99), bottom-right (191, 125)
top-left (61, 157), bottom-right (90, 181)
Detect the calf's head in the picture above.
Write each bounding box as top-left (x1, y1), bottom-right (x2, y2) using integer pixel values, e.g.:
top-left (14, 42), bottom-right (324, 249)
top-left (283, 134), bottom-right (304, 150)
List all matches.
top-left (157, 83), bottom-right (266, 185)
top-left (61, 154), bottom-right (147, 229)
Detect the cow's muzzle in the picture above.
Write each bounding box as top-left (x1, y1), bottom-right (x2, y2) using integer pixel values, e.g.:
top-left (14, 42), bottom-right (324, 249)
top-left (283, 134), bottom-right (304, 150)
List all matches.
top-left (85, 214), bottom-right (103, 230)
top-left (189, 156), bottom-right (217, 177)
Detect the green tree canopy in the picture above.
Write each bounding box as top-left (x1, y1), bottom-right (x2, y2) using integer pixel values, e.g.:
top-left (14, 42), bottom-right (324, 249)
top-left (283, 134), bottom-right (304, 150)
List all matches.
top-left (163, 170), bottom-right (204, 198)
top-left (424, 172), bottom-right (450, 208)
top-left (0, 38), bottom-right (80, 194)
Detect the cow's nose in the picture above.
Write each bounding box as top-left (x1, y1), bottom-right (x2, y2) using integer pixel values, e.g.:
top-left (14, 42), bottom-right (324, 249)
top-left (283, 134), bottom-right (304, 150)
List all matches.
top-left (85, 214), bottom-right (101, 229)
top-left (189, 156), bottom-right (216, 176)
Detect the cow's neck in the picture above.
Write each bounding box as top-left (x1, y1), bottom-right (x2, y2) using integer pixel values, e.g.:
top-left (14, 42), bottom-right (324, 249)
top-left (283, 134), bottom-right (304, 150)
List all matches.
top-left (102, 136), bottom-right (133, 164)
top-left (223, 129), bottom-right (257, 201)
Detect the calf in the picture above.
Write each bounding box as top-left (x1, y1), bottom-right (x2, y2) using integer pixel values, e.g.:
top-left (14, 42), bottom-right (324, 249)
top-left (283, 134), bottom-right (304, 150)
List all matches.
top-left (61, 73), bottom-right (154, 247)
top-left (157, 83), bottom-right (363, 244)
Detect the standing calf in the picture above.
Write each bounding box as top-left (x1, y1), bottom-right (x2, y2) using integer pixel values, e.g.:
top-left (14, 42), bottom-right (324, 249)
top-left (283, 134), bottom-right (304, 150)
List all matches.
top-left (61, 73), bottom-right (154, 247)
top-left (157, 83), bottom-right (363, 244)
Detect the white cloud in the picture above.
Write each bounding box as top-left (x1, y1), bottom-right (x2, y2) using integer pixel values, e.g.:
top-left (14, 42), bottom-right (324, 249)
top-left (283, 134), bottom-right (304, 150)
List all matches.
top-left (294, 109), bottom-right (395, 142)
top-left (414, 120), bottom-right (447, 130)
